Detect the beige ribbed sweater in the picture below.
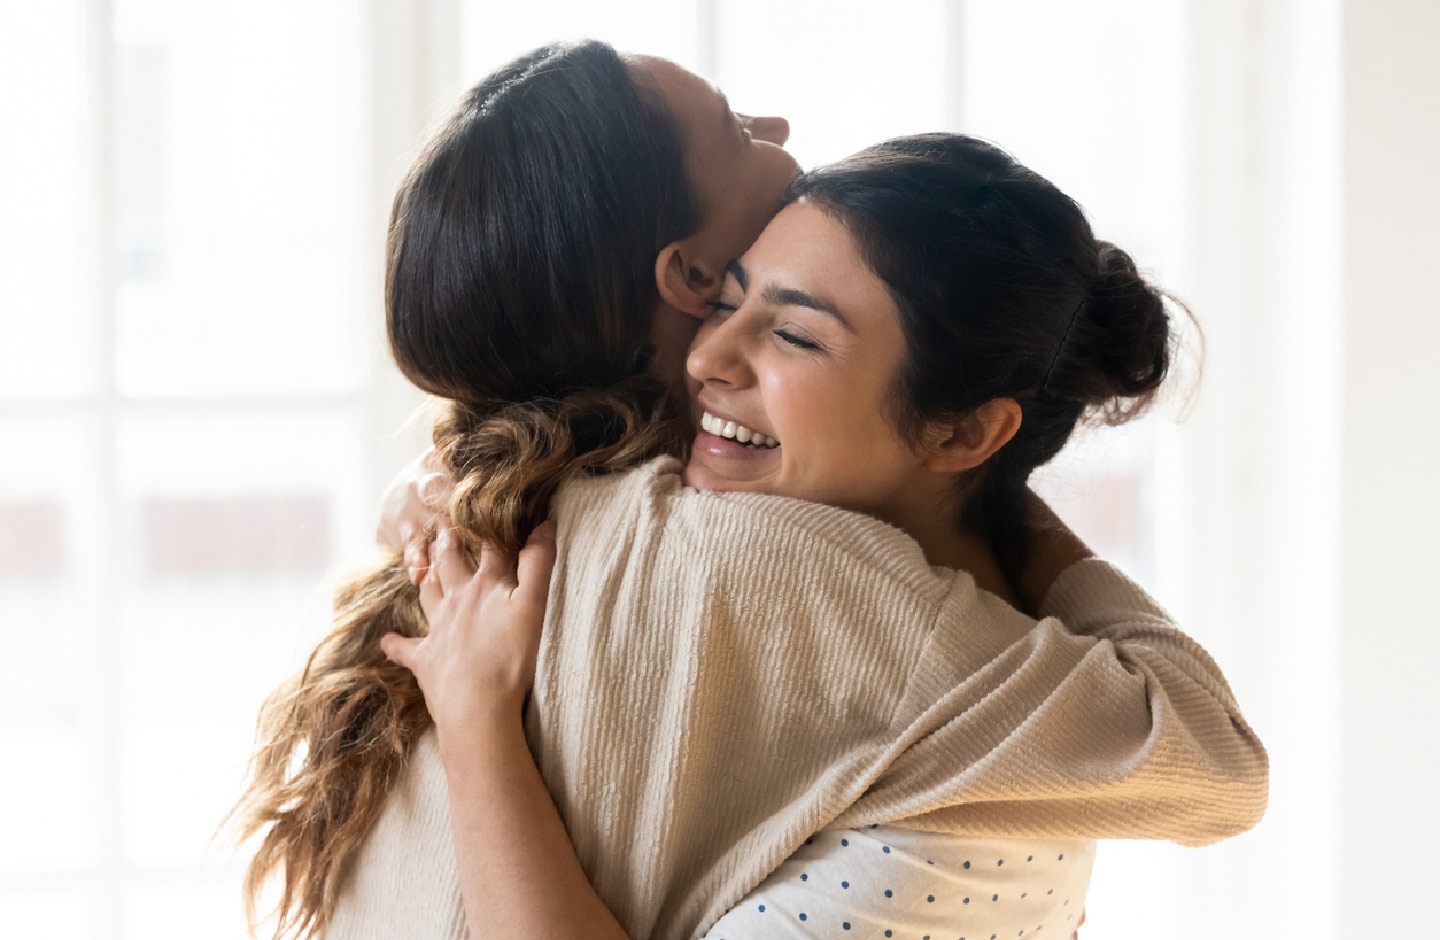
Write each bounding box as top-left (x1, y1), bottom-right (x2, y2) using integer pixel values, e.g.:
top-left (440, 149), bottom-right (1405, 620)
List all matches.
top-left (327, 457), bottom-right (1266, 940)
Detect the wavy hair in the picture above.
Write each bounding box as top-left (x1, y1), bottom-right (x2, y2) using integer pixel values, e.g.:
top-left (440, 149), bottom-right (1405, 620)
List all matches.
top-left (225, 40), bottom-right (695, 939)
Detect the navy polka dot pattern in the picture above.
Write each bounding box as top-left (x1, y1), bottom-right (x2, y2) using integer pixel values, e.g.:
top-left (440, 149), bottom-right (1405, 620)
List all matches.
top-left (700, 829), bottom-right (1097, 940)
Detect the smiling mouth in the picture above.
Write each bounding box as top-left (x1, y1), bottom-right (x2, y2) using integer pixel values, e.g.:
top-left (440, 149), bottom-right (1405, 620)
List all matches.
top-left (700, 411), bottom-right (779, 449)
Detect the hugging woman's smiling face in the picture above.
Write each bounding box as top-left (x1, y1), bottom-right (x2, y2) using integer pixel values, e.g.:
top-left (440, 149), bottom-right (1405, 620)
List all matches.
top-left (683, 200), bottom-right (949, 530)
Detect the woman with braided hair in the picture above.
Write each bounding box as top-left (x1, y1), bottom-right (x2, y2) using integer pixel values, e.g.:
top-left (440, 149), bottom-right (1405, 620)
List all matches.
top-left (232, 40), bottom-right (1265, 940)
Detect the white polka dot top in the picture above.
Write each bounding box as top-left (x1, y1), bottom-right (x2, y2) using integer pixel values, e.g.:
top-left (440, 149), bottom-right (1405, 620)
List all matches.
top-left (702, 827), bottom-right (1095, 940)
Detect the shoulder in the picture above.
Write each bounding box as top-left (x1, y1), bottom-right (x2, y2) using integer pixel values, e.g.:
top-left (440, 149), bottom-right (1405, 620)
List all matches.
top-left (554, 456), bottom-right (960, 604)
top-left (1038, 557), bottom-right (1175, 630)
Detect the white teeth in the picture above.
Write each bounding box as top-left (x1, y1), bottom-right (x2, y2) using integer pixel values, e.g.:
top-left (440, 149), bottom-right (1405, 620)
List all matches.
top-left (700, 411), bottom-right (778, 448)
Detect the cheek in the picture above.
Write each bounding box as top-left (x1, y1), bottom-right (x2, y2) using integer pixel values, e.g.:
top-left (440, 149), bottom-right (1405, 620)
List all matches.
top-left (782, 371), bottom-right (916, 482)
top-left (768, 369), bottom-right (887, 457)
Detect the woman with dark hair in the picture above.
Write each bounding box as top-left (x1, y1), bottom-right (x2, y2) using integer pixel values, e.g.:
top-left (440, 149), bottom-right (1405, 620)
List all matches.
top-left (231, 41), bottom-right (1265, 940)
top-left (230, 40), bottom-right (795, 940)
top-left (378, 133), bottom-right (1265, 940)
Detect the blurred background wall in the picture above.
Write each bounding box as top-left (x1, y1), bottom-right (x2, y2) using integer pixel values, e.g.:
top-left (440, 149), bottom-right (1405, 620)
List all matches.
top-left (0, 1), bottom-right (1435, 938)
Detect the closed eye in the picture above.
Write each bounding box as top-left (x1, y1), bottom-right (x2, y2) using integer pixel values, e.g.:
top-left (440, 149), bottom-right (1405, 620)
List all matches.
top-left (774, 329), bottom-right (821, 351)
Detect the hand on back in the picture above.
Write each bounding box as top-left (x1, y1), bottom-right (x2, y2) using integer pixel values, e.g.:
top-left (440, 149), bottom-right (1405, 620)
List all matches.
top-left (381, 522), bottom-right (558, 738)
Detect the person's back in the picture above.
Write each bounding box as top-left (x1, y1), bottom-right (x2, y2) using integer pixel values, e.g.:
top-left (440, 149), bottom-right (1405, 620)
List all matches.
top-left (359, 133), bottom-right (1269, 940)
top-left (240, 45), bottom-right (1266, 939)
top-left (332, 458), bottom-right (1264, 940)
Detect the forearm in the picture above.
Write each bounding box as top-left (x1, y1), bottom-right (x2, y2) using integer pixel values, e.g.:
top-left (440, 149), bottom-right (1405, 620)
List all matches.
top-left (1038, 559), bottom-right (1268, 840)
top-left (438, 716), bottom-right (631, 940)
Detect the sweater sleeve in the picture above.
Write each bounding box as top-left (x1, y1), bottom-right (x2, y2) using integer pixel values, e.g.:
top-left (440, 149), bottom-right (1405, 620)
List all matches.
top-left (830, 560), bottom-right (1268, 847)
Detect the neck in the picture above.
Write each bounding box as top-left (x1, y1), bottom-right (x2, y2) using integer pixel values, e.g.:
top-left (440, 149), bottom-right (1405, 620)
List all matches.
top-left (885, 490), bottom-right (1020, 608)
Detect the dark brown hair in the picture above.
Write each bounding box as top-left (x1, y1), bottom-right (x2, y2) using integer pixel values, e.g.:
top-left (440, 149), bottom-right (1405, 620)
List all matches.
top-left (228, 40), bottom-right (696, 939)
top-left (791, 133), bottom-right (1183, 550)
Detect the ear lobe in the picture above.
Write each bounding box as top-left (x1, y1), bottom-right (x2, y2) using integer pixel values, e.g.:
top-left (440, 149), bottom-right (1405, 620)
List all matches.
top-left (925, 398), bottom-right (1024, 473)
top-left (655, 242), bottom-right (722, 320)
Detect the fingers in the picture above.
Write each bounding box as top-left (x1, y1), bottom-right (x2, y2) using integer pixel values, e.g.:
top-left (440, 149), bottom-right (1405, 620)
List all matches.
top-left (380, 632), bottom-right (421, 671)
top-left (377, 449), bottom-right (437, 550)
top-left (430, 527), bottom-right (475, 593)
top-left (419, 468), bottom-right (449, 509)
top-left (403, 520), bottom-right (435, 583)
top-left (472, 520), bottom-right (556, 596)
top-left (413, 521), bottom-right (555, 602)
top-left (515, 520), bottom-right (558, 604)
top-left (476, 539), bottom-right (514, 589)
top-left (418, 560), bottom-right (443, 615)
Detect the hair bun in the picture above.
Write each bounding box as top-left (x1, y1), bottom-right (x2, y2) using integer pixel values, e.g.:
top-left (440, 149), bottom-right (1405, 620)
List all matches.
top-left (1065, 241), bottom-right (1173, 425)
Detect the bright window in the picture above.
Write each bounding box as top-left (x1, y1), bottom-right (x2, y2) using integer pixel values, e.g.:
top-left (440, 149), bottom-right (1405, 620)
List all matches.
top-left (1, 3), bottom-right (1319, 938)
top-left (1, 3), bottom-right (381, 938)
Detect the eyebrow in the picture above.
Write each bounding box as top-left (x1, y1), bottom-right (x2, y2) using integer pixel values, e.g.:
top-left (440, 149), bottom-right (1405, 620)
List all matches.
top-left (726, 261), bottom-right (856, 332)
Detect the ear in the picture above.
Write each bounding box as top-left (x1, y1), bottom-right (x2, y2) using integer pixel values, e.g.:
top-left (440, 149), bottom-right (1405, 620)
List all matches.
top-left (923, 398), bottom-right (1023, 473)
top-left (655, 241), bottom-right (722, 319)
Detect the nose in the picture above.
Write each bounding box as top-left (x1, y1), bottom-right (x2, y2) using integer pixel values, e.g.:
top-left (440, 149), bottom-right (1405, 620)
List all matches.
top-left (686, 314), bottom-right (755, 389)
top-left (745, 114), bottom-right (790, 148)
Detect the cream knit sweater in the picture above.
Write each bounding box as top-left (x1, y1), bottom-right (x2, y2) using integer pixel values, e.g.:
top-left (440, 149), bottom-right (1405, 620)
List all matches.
top-left (327, 458), bottom-right (1267, 940)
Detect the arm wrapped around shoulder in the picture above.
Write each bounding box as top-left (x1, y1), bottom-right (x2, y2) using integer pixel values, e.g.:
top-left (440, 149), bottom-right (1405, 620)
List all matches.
top-left (833, 559), bottom-right (1268, 847)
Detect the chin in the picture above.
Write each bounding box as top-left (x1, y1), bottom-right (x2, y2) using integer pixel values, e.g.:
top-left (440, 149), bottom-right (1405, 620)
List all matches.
top-left (682, 462), bottom-right (716, 491)
top-left (682, 461), bottom-right (742, 494)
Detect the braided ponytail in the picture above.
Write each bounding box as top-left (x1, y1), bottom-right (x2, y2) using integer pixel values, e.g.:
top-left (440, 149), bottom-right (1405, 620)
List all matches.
top-left (228, 38), bottom-right (698, 938)
top-left (438, 379), bottom-right (682, 557)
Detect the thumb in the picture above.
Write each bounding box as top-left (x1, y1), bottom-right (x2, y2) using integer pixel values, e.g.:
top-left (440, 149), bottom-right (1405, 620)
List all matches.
top-left (380, 632), bottom-right (422, 672)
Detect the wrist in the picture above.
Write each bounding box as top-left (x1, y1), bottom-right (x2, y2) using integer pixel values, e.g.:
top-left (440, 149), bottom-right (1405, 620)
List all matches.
top-left (434, 703), bottom-right (526, 763)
